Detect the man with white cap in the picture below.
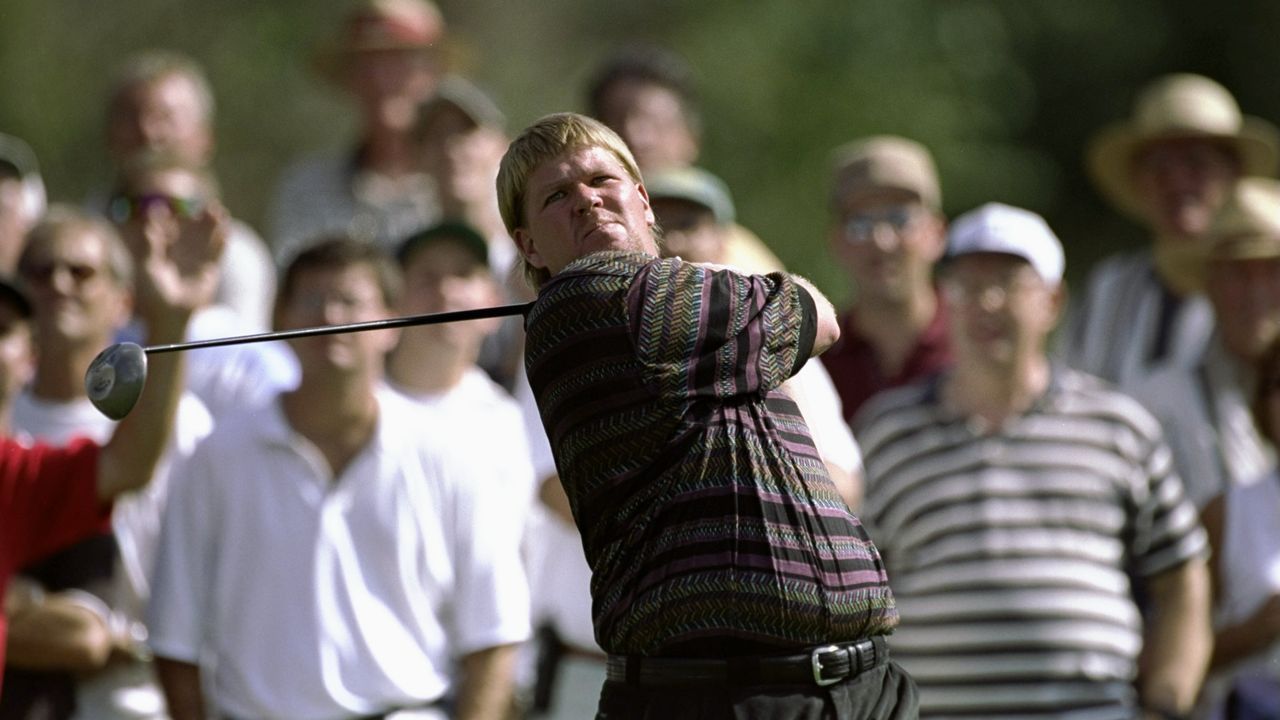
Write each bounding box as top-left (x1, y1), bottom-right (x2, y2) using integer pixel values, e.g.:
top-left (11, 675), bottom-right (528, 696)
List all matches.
top-left (856, 202), bottom-right (1212, 718)
top-left (1127, 177), bottom-right (1280, 512)
top-left (269, 0), bottom-right (446, 262)
top-left (821, 135), bottom-right (952, 424)
top-left (1062, 73), bottom-right (1279, 387)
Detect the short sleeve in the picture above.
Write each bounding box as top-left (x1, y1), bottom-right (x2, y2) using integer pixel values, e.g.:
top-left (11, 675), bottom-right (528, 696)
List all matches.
top-left (627, 258), bottom-right (814, 401)
top-left (1128, 429), bottom-right (1209, 578)
top-left (440, 444), bottom-right (532, 655)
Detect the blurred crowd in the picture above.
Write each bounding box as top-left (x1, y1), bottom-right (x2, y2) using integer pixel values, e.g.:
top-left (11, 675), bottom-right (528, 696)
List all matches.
top-left (1, 0), bottom-right (1278, 718)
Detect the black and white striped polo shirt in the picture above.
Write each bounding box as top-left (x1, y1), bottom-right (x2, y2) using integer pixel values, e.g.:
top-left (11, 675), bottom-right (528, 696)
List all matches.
top-left (856, 367), bottom-right (1207, 718)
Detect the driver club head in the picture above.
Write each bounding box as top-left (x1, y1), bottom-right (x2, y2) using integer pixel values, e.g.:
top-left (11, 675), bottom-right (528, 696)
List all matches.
top-left (85, 343), bottom-right (148, 420)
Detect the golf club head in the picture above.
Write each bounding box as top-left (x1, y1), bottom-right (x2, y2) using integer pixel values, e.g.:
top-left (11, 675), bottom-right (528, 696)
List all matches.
top-left (85, 343), bottom-right (148, 420)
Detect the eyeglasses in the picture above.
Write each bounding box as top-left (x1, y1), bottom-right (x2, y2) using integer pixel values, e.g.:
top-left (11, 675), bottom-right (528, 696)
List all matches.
top-left (108, 193), bottom-right (205, 224)
top-left (841, 205), bottom-right (921, 244)
top-left (941, 273), bottom-right (1045, 307)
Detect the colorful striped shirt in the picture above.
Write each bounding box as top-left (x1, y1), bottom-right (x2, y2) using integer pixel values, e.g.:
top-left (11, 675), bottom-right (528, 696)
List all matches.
top-left (855, 367), bottom-right (1208, 718)
top-left (523, 251), bottom-right (896, 656)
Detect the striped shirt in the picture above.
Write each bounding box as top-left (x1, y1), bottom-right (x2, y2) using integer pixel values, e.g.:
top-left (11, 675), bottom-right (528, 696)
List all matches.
top-left (855, 368), bottom-right (1207, 718)
top-left (523, 251), bottom-right (896, 656)
top-left (1057, 251), bottom-right (1214, 387)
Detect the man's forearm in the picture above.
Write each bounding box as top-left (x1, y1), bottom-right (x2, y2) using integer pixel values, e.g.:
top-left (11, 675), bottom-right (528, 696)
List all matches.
top-left (538, 473), bottom-right (576, 526)
top-left (6, 593), bottom-right (113, 671)
top-left (1139, 559), bottom-right (1212, 714)
top-left (96, 349), bottom-right (186, 501)
top-left (96, 305), bottom-right (190, 500)
top-left (155, 656), bottom-right (207, 720)
top-left (454, 643), bottom-right (519, 720)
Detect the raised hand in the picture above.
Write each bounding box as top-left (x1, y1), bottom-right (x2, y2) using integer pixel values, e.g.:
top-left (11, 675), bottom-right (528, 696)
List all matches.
top-left (123, 199), bottom-right (226, 339)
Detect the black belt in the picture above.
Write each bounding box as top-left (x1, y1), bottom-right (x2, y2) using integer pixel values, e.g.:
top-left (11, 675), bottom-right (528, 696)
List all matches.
top-left (606, 636), bottom-right (887, 687)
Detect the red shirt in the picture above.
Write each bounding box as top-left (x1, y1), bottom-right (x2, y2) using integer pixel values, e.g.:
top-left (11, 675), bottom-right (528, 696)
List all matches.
top-left (0, 436), bottom-right (109, 681)
top-left (820, 302), bottom-right (954, 424)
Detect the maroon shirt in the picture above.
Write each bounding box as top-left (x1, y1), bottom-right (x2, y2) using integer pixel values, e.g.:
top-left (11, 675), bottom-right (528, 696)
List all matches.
top-left (820, 301), bottom-right (953, 423)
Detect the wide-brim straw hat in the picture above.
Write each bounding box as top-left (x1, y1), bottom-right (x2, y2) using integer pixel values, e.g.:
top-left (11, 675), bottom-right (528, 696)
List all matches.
top-left (312, 0), bottom-right (445, 85)
top-left (1087, 73), bottom-right (1280, 221)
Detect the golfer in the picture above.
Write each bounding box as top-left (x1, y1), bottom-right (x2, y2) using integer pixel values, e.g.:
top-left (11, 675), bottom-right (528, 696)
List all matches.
top-left (498, 112), bottom-right (917, 718)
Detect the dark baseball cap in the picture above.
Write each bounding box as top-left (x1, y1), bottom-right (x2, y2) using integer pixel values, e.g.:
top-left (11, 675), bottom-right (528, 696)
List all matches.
top-left (396, 220), bottom-right (490, 269)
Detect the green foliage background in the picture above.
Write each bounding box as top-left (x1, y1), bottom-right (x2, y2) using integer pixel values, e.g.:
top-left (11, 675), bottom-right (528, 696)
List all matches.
top-left (2, 0), bottom-right (1278, 304)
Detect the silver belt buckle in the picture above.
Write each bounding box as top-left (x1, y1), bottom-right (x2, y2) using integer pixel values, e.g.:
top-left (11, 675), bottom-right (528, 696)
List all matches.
top-left (810, 644), bottom-right (844, 686)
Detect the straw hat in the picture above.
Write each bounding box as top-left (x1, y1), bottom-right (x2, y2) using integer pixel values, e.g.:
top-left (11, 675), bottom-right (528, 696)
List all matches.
top-left (1206, 177), bottom-right (1280, 260)
top-left (1087, 73), bottom-right (1280, 220)
top-left (312, 0), bottom-right (445, 84)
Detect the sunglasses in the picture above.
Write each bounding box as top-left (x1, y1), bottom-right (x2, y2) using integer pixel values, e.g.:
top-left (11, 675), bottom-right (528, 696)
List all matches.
top-left (20, 260), bottom-right (101, 286)
top-left (108, 193), bottom-right (205, 223)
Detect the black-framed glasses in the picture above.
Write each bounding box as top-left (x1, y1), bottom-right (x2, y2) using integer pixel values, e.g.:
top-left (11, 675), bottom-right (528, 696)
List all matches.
top-left (108, 193), bottom-right (205, 224)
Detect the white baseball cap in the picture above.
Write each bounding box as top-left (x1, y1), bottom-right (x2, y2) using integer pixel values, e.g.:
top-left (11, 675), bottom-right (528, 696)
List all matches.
top-left (946, 202), bottom-right (1065, 285)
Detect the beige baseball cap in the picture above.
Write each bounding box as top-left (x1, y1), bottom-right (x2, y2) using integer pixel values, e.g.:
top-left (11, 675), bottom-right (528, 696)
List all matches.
top-left (829, 135), bottom-right (941, 211)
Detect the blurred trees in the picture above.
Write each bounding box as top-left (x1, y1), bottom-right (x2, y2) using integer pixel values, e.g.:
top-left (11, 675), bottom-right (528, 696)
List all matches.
top-left (1, 0), bottom-right (1278, 302)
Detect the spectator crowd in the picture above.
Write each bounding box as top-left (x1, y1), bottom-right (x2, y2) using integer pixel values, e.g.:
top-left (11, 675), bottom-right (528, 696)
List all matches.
top-left (1, 0), bottom-right (1279, 718)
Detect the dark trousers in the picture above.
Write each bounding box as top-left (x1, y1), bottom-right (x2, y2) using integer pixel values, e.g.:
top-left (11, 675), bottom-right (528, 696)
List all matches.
top-left (594, 660), bottom-right (918, 720)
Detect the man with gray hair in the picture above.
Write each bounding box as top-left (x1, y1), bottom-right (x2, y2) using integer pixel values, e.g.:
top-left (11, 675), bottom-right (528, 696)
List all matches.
top-left (104, 49), bottom-right (276, 330)
top-left (499, 112), bottom-right (913, 718)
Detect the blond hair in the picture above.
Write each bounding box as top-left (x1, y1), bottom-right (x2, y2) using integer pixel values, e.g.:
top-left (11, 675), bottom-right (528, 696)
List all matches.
top-left (496, 112), bottom-right (643, 288)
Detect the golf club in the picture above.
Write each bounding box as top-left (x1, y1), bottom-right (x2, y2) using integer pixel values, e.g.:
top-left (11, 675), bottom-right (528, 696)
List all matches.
top-left (84, 301), bottom-right (534, 420)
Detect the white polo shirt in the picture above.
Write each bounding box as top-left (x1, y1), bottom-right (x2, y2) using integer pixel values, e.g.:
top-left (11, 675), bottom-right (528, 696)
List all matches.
top-left (384, 367), bottom-right (536, 510)
top-left (147, 387), bottom-right (530, 720)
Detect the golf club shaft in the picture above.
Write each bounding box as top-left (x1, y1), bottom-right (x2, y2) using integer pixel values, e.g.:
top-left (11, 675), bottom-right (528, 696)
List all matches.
top-left (142, 301), bottom-right (534, 355)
